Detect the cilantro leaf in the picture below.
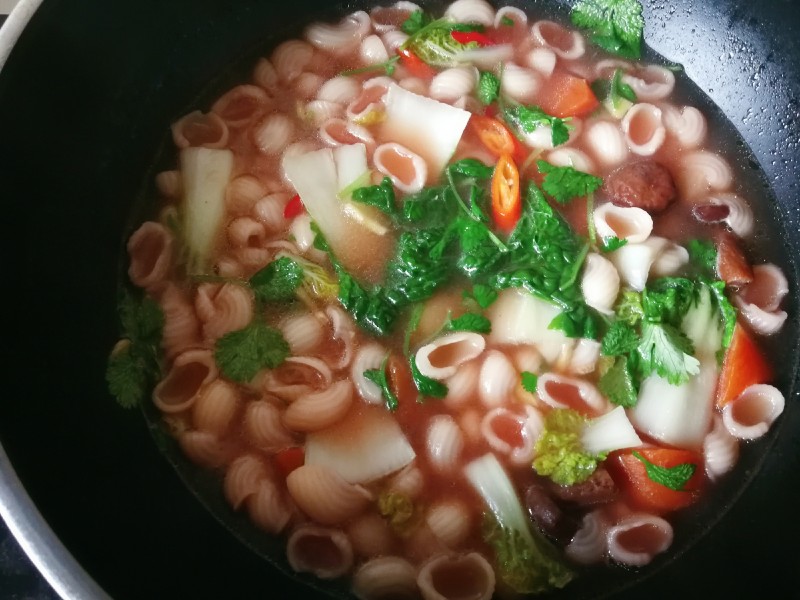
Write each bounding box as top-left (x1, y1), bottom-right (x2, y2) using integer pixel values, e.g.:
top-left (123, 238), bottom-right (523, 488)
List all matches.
top-left (215, 320), bottom-right (290, 383)
top-left (571, 0), bottom-right (645, 60)
top-left (633, 451), bottom-right (697, 491)
top-left (363, 354), bottom-right (400, 411)
top-left (598, 355), bottom-right (638, 407)
top-left (467, 284), bottom-right (498, 309)
top-left (641, 277), bottom-right (696, 324)
top-left (615, 289), bottom-right (644, 326)
top-left (448, 158), bottom-right (494, 180)
top-left (107, 291), bottom-right (164, 409)
top-left (446, 312), bottom-right (492, 334)
top-left (351, 176), bottom-right (398, 217)
top-left (336, 266), bottom-right (399, 337)
top-left (250, 257), bottom-right (304, 304)
top-left (637, 322), bottom-right (700, 385)
top-left (410, 355), bottom-right (448, 399)
top-left (537, 160), bottom-right (604, 204)
top-left (599, 236), bottom-right (627, 252)
top-left (686, 239), bottom-right (717, 275)
top-left (478, 71), bottom-right (501, 105)
top-left (502, 105), bottom-right (571, 147)
top-left (601, 321), bottom-right (640, 356)
top-left (521, 371), bottom-right (539, 393)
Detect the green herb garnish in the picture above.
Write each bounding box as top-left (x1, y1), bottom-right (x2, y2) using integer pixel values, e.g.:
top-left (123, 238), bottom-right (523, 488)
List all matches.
top-left (571, 0), bottom-right (645, 59)
top-left (537, 160), bottom-right (604, 204)
top-left (633, 450), bottom-right (697, 491)
top-left (214, 320), bottom-right (290, 383)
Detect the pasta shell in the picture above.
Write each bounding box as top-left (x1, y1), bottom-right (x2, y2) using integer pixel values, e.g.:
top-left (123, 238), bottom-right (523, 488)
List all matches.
top-left (226, 174), bottom-right (266, 215)
top-left (443, 360), bottom-right (479, 409)
top-left (319, 117), bottom-right (376, 150)
top-left (566, 510), bottom-right (609, 565)
top-left (286, 524), bottom-right (354, 578)
top-left (253, 113), bottom-right (295, 155)
top-left (430, 67), bottom-right (478, 103)
top-left (353, 556), bottom-right (418, 600)
top-left (388, 463), bottom-right (425, 499)
top-left (373, 142), bottom-right (428, 193)
top-left (622, 65), bottom-right (676, 102)
top-left (347, 513), bottom-right (397, 559)
top-left (531, 20), bottom-right (585, 59)
top-left (286, 464), bottom-right (372, 524)
top-left (265, 356), bottom-right (333, 402)
top-left (580, 253), bottom-right (621, 316)
top-left (211, 84), bottom-right (271, 128)
top-left (192, 378), bottom-right (240, 436)
top-left (126, 221), bottom-right (175, 291)
top-left (593, 203), bottom-right (653, 244)
top-left (158, 284), bottom-right (202, 360)
top-left (621, 103), bottom-right (666, 156)
top-left (351, 342), bottom-right (389, 405)
top-left (247, 477), bottom-right (293, 535)
top-left (481, 407), bottom-right (536, 465)
top-left (271, 39), bottom-right (314, 83)
top-left (735, 300), bottom-right (788, 336)
top-left (415, 332), bottom-right (486, 380)
top-left (607, 514), bottom-right (673, 566)
top-left (417, 553), bottom-right (495, 600)
top-left (305, 10), bottom-right (370, 55)
top-left (359, 34), bottom-right (390, 64)
top-left (317, 75), bottom-right (361, 105)
top-left (743, 264), bottom-right (789, 312)
top-left (153, 348), bottom-right (217, 413)
top-left (584, 120), bottom-right (629, 167)
top-left (196, 283), bottom-right (254, 342)
top-left (478, 350), bottom-right (518, 407)
top-left (494, 6), bottom-right (527, 29)
top-left (325, 305), bottom-right (357, 371)
top-left (243, 400), bottom-right (296, 451)
top-left (224, 454), bottom-right (268, 510)
top-left (525, 47), bottom-right (556, 77)
top-left (569, 338), bottom-right (601, 376)
top-left (650, 239), bottom-right (689, 277)
top-left (692, 193), bottom-right (754, 238)
top-left (155, 170), bottom-right (182, 200)
top-left (252, 57), bottom-right (279, 91)
top-left (500, 63), bottom-right (540, 104)
top-left (178, 430), bottom-right (233, 469)
top-left (426, 415), bottom-right (464, 473)
top-left (677, 150), bottom-right (733, 199)
top-left (546, 147), bottom-right (596, 174)
top-left (381, 29), bottom-right (409, 52)
top-left (283, 379), bottom-right (353, 432)
top-left (536, 372), bottom-right (608, 416)
top-left (171, 110), bottom-right (229, 149)
top-left (252, 192), bottom-right (290, 233)
top-left (703, 414), bottom-right (739, 481)
top-left (302, 99), bottom-right (344, 127)
top-left (443, 0), bottom-right (495, 26)
top-left (661, 103), bottom-right (707, 148)
top-left (425, 500), bottom-right (472, 549)
top-left (370, 2), bottom-right (420, 33)
top-left (722, 383), bottom-right (785, 440)
top-left (280, 312), bottom-right (325, 355)
top-left (607, 237), bottom-right (668, 291)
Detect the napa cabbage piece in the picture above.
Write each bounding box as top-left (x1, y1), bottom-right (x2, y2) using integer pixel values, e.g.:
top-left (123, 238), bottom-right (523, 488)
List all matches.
top-left (465, 453), bottom-right (574, 594)
top-left (532, 409), bottom-right (606, 486)
top-left (180, 147), bottom-right (234, 275)
top-left (630, 358), bottom-right (717, 448)
top-left (304, 405), bottom-right (415, 484)
top-left (380, 84), bottom-right (471, 177)
top-left (487, 288), bottom-right (570, 364)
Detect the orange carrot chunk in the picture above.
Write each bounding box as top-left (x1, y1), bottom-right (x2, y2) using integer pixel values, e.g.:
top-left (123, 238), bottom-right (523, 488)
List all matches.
top-left (715, 322), bottom-right (774, 408)
top-left (537, 72), bottom-right (599, 118)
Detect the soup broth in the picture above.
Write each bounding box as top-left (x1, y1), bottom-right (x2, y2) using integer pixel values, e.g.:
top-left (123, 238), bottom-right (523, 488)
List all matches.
top-left (109, 1), bottom-right (791, 598)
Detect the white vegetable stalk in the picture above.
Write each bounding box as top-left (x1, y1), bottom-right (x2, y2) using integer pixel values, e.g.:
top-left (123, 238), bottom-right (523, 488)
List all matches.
top-left (305, 405), bottom-right (415, 484)
top-left (630, 358), bottom-right (717, 449)
top-left (333, 144), bottom-right (388, 236)
top-left (580, 406), bottom-right (642, 455)
top-left (681, 285), bottom-right (723, 360)
top-left (380, 83), bottom-right (471, 178)
top-left (487, 288), bottom-right (572, 364)
top-left (180, 147), bottom-right (234, 275)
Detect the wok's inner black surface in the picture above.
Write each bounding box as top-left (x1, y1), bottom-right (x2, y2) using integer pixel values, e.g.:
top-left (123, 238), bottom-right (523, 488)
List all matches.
top-left (1, 1), bottom-right (799, 599)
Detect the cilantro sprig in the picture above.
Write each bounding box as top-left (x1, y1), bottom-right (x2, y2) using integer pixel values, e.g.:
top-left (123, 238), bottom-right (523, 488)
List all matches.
top-left (537, 161), bottom-right (604, 204)
top-left (502, 104), bottom-right (571, 147)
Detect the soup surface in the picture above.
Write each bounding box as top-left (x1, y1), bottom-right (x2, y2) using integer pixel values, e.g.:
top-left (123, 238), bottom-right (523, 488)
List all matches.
top-left (108, 0), bottom-right (790, 598)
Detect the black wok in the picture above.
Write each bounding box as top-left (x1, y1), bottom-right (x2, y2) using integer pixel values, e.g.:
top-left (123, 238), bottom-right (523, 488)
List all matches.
top-left (1, 0), bottom-right (799, 598)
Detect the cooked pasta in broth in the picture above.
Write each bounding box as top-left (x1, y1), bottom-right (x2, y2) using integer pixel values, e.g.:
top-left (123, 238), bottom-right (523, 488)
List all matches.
top-left (109, 0), bottom-right (790, 597)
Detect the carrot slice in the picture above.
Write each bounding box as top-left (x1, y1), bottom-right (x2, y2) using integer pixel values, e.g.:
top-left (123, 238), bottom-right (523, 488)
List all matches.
top-left (536, 72), bottom-right (599, 118)
top-left (715, 323), bottom-right (773, 408)
top-left (397, 48), bottom-right (437, 79)
top-left (491, 153), bottom-right (521, 232)
top-left (606, 448), bottom-right (704, 515)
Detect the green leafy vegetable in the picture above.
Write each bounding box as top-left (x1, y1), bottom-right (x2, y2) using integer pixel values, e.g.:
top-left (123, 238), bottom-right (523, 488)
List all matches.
top-left (466, 284), bottom-right (498, 309)
top-left (533, 409), bottom-right (606, 485)
top-left (401, 9), bottom-right (432, 35)
top-left (106, 291), bottom-right (164, 409)
top-left (378, 491), bottom-right (419, 535)
top-left (637, 322), bottom-right (699, 385)
top-left (336, 266), bottom-right (399, 337)
top-left (686, 238), bottom-right (717, 275)
top-left (401, 17), bottom-right (485, 67)
top-left (706, 279), bottom-right (736, 350)
top-left (363, 354), bottom-right (400, 411)
top-left (521, 371), bottom-right (538, 393)
top-left (591, 68), bottom-right (637, 115)
top-left (410, 355), bottom-right (448, 399)
top-left (478, 71), bottom-right (501, 105)
top-left (446, 312), bottom-right (492, 333)
top-left (502, 104), bottom-right (571, 147)
top-left (466, 453), bottom-right (574, 594)
top-left (249, 257), bottom-right (304, 304)
top-left (537, 160), bottom-right (604, 204)
top-left (601, 321), bottom-right (640, 356)
top-left (448, 158), bottom-right (495, 180)
top-left (500, 15), bottom-right (515, 27)
top-left (599, 235), bottom-right (627, 252)
top-left (351, 176), bottom-right (398, 217)
top-left (214, 320), bottom-right (290, 383)
top-left (633, 450), bottom-right (697, 491)
top-left (341, 56), bottom-right (400, 77)
top-left (598, 355), bottom-right (639, 407)
top-left (615, 289), bottom-right (644, 326)
top-left (571, 0), bottom-right (645, 59)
